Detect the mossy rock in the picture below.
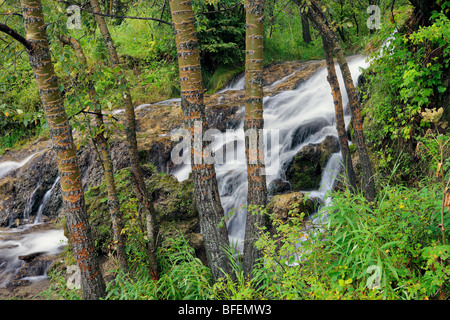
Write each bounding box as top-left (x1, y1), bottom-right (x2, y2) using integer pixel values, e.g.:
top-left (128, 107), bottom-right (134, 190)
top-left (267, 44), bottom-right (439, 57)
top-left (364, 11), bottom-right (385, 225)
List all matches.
top-left (267, 192), bottom-right (317, 224)
top-left (147, 173), bottom-right (197, 221)
top-left (84, 166), bottom-right (199, 254)
top-left (286, 136), bottom-right (340, 191)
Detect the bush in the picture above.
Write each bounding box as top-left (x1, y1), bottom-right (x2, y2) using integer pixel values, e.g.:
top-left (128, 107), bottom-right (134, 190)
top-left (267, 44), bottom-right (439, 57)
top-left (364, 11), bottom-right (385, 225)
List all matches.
top-left (250, 181), bottom-right (449, 300)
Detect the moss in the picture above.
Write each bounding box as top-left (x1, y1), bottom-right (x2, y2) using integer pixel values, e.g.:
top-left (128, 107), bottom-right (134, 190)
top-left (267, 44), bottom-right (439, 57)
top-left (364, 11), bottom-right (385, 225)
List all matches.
top-left (84, 166), bottom-right (199, 255)
top-left (287, 158), bottom-right (321, 191)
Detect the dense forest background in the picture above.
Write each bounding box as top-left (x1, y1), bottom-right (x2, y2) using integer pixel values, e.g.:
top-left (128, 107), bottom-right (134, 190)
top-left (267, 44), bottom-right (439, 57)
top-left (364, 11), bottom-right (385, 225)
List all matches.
top-left (0, 0), bottom-right (449, 300)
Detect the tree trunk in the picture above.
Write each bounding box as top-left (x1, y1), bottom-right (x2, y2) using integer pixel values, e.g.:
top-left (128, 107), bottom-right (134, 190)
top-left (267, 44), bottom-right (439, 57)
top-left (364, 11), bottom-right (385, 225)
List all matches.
top-left (18, 0), bottom-right (105, 299)
top-left (301, 14), bottom-right (312, 44)
top-left (306, 1), bottom-right (376, 202)
top-left (168, 0), bottom-right (233, 281)
top-left (58, 35), bottom-right (129, 274)
top-left (322, 35), bottom-right (358, 194)
top-left (89, 0), bottom-right (159, 279)
top-left (243, 0), bottom-right (268, 277)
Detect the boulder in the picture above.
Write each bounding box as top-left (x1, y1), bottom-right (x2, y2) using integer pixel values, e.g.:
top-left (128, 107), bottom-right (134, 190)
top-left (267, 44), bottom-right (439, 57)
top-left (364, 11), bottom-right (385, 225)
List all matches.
top-left (286, 135), bottom-right (340, 191)
top-left (267, 178), bottom-right (292, 196)
top-left (267, 192), bottom-right (317, 224)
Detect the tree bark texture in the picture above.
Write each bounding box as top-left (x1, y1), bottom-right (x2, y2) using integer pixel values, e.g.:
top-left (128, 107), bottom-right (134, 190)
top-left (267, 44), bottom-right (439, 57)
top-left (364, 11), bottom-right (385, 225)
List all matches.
top-left (58, 35), bottom-right (129, 274)
top-left (306, 0), bottom-right (376, 202)
top-left (243, 0), bottom-right (268, 277)
top-left (301, 14), bottom-right (312, 44)
top-left (169, 0), bottom-right (233, 281)
top-left (18, 0), bottom-right (106, 299)
top-left (89, 0), bottom-right (159, 279)
top-left (322, 35), bottom-right (358, 194)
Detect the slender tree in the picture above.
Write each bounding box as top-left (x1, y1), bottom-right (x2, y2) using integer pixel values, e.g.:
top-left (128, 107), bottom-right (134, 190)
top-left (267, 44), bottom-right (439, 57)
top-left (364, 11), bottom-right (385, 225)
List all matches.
top-left (304, 0), bottom-right (376, 202)
top-left (168, 0), bottom-right (233, 281)
top-left (89, 0), bottom-right (159, 279)
top-left (301, 14), bottom-right (312, 44)
top-left (0, 0), bottom-right (106, 299)
top-left (243, 0), bottom-right (268, 276)
top-left (58, 35), bottom-right (129, 273)
top-left (322, 35), bottom-right (358, 193)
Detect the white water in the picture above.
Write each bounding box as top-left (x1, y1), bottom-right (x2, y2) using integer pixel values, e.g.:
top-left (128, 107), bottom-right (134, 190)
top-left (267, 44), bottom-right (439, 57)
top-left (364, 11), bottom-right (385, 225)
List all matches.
top-left (0, 159), bottom-right (65, 286)
top-left (0, 153), bottom-right (37, 179)
top-left (172, 55), bottom-right (370, 252)
top-left (34, 177), bottom-right (60, 225)
top-left (0, 229), bottom-right (67, 287)
top-left (218, 73), bottom-right (245, 93)
top-left (0, 55), bottom-right (369, 285)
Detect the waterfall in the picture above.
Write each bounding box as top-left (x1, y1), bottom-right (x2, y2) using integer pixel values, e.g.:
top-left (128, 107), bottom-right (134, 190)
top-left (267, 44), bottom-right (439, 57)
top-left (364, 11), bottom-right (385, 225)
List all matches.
top-left (23, 184), bottom-right (40, 224)
top-left (0, 229), bottom-right (67, 288)
top-left (172, 55), bottom-right (370, 252)
top-left (0, 153), bottom-right (37, 179)
top-left (34, 177), bottom-right (60, 225)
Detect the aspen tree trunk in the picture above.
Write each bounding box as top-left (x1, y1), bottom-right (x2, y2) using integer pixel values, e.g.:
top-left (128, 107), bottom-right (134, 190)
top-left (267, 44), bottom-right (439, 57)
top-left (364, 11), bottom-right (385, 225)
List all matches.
top-left (301, 14), bottom-right (312, 44)
top-left (89, 0), bottom-right (159, 278)
top-left (306, 0), bottom-right (376, 202)
top-left (58, 35), bottom-right (129, 273)
top-left (18, 0), bottom-right (105, 299)
top-left (322, 35), bottom-right (358, 193)
top-left (168, 0), bottom-right (233, 281)
top-left (243, 0), bottom-right (268, 277)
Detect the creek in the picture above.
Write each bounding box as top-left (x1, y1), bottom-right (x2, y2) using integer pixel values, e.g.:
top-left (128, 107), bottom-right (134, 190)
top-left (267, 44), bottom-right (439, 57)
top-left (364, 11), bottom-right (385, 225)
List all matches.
top-left (0, 55), bottom-right (369, 288)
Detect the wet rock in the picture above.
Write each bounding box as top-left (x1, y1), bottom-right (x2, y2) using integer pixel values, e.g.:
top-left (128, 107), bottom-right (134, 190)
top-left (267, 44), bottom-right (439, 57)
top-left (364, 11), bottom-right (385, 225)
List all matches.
top-left (267, 192), bottom-right (316, 223)
top-left (286, 136), bottom-right (340, 191)
top-left (268, 178), bottom-right (292, 196)
top-left (84, 165), bottom-right (201, 255)
top-left (18, 251), bottom-right (47, 262)
top-left (290, 117), bottom-right (332, 149)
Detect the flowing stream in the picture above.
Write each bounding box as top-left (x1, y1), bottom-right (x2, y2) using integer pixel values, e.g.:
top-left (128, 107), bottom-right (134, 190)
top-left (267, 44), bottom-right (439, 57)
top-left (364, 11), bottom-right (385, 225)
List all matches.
top-left (0, 55), bottom-right (369, 287)
top-left (0, 154), bottom-right (66, 288)
top-left (173, 55), bottom-right (369, 252)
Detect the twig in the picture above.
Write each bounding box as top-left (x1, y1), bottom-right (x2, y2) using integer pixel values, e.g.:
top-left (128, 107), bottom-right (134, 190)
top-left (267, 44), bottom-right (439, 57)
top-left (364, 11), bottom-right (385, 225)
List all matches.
top-left (57, 0), bottom-right (173, 26)
top-left (68, 108), bottom-right (118, 121)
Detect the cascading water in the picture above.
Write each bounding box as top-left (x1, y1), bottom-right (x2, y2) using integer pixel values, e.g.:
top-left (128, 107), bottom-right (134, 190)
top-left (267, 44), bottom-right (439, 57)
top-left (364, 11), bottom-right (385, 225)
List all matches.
top-left (0, 153), bottom-right (37, 180)
top-left (0, 158), bottom-right (66, 287)
top-left (0, 229), bottom-right (67, 288)
top-left (172, 55), bottom-right (370, 252)
top-left (0, 55), bottom-right (369, 288)
top-left (34, 177), bottom-right (60, 225)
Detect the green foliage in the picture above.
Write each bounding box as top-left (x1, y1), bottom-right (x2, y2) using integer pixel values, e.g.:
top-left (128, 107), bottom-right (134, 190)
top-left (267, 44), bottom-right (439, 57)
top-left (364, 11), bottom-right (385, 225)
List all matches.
top-left (105, 236), bottom-right (213, 300)
top-left (363, 9), bottom-right (450, 181)
top-left (193, 0), bottom-right (245, 72)
top-left (249, 182), bottom-right (449, 300)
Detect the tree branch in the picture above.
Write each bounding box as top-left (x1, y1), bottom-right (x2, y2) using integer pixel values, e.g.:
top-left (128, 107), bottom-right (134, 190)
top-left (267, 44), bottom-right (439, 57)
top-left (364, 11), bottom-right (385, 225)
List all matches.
top-left (57, 0), bottom-right (173, 26)
top-left (68, 108), bottom-right (118, 121)
top-left (0, 23), bottom-right (34, 52)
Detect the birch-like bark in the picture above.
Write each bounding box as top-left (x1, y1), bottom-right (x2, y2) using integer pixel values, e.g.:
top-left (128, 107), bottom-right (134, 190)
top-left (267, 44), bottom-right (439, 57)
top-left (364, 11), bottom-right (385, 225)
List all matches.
top-left (58, 35), bottom-right (129, 274)
top-left (89, 0), bottom-right (159, 279)
top-left (306, 0), bottom-right (376, 202)
top-left (17, 0), bottom-right (105, 299)
top-left (322, 35), bottom-right (358, 193)
top-left (243, 0), bottom-right (268, 277)
top-left (169, 0), bottom-right (233, 281)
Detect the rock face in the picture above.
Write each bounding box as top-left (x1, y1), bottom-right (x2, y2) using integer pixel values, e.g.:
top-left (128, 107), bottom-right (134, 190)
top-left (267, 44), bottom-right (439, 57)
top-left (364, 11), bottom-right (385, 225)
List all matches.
top-left (84, 165), bottom-right (202, 256)
top-left (286, 135), bottom-right (340, 191)
top-left (0, 59), bottom-right (327, 228)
